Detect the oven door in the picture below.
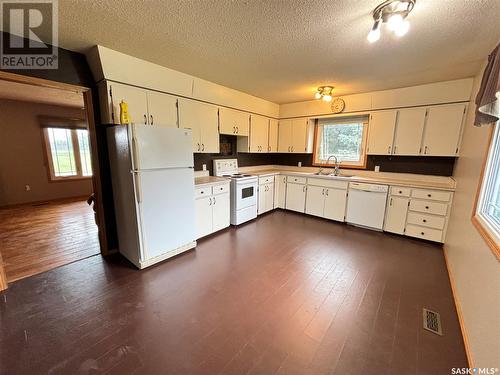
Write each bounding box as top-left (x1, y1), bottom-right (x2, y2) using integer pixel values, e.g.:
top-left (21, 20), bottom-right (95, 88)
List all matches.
top-left (235, 180), bottom-right (257, 210)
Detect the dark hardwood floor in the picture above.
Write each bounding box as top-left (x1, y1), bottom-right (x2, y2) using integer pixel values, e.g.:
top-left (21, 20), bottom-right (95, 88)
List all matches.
top-left (0, 210), bottom-right (467, 374)
top-left (0, 198), bottom-right (100, 282)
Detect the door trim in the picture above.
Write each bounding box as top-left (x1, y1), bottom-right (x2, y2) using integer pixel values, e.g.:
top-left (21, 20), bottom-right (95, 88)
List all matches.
top-left (0, 71), bottom-right (108, 291)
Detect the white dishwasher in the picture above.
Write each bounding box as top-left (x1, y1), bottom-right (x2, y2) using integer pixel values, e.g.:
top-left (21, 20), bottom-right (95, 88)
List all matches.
top-left (346, 182), bottom-right (389, 231)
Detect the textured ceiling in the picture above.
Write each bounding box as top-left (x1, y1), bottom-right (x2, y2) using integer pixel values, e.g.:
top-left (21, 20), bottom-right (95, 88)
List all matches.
top-left (21, 0), bottom-right (500, 103)
top-left (0, 80), bottom-right (83, 107)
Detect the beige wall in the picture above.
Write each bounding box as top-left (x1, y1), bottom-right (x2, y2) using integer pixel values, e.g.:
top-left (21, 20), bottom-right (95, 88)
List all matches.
top-left (445, 73), bottom-right (500, 367)
top-left (0, 99), bottom-right (93, 206)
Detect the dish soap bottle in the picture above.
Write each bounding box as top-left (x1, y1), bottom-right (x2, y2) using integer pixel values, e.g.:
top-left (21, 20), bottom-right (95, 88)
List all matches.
top-left (119, 100), bottom-right (130, 124)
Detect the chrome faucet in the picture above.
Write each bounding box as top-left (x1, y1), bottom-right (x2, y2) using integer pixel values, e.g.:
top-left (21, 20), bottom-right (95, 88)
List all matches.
top-left (318, 155), bottom-right (340, 176)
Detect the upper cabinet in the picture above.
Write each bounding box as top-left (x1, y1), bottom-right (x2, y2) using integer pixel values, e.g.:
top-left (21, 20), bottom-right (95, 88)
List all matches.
top-left (109, 83), bottom-right (178, 127)
top-left (367, 111), bottom-right (397, 155)
top-left (178, 98), bottom-right (219, 153)
top-left (249, 115), bottom-right (269, 152)
top-left (146, 91), bottom-right (178, 127)
top-left (278, 118), bottom-right (313, 153)
top-left (366, 103), bottom-right (466, 157)
top-left (219, 107), bottom-right (250, 136)
top-left (392, 107), bottom-right (426, 156)
top-left (268, 119), bottom-right (278, 152)
top-left (110, 83), bottom-right (149, 125)
top-left (421, 104), bottom-right (466, 156)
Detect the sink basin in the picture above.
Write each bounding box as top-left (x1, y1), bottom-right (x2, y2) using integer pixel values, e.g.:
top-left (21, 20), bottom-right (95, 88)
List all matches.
top-left (313, 172), bottom-right (354, 178)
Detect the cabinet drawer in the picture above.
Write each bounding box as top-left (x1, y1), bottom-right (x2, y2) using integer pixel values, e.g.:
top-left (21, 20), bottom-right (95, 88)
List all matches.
top-left (287, 176), bottom-right (307, 184)
top-left (406, 224), bottom-right (443, 242)
top-left (259, 176), bottom-right (275, 185)
top-left (390, 186), bottom-right (411, 197)
top-left (409, 200), bottom-right (448, 216)
top-left (407, 212), bottom-right (446, 230)
top-left (212, 183), bottom-right (230, 195)
top-left (307, 178), bottom-right (348, 190)
top-left (195, 186), bottom-right (211, 198)
top-left (411, 189), bottom-right (452, 202)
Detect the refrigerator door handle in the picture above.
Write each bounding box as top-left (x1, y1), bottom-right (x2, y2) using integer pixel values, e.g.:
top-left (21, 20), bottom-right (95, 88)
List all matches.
top-left (131, 126), bottom-right (141, 170)
top-left (134, 172), bottom-right (142, 204)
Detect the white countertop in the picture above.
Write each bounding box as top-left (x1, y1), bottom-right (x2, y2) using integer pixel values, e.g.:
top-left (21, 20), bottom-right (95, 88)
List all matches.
top-left (237, 165), bottom-right (456, 191)
top-left (194, 176), bottom-right (229, 186)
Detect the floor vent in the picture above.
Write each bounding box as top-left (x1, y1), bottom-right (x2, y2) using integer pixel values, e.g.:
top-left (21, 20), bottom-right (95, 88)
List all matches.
top-left (423, 308), bottom-right (443, 335)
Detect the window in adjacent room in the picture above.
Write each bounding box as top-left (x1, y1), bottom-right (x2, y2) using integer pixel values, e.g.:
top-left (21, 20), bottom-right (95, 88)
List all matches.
top-left (474, 121), bottom-right (500, 257)
top-left (43, 127), bottom-right (93, 180)
top-left (313, 117), bottom-right (369, 168)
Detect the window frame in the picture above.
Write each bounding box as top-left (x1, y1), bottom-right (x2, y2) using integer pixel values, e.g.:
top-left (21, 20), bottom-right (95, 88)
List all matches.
top-left (472, 121), bottom-right (500, 260)
top-left (312, 117), bottom-right (369, 169)
top-left (42, 126), bottom-right (93, 182)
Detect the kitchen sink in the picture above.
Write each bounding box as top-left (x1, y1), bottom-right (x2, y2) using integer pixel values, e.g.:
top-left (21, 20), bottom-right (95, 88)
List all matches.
top-left (313, 172), bottom-right (354, 178)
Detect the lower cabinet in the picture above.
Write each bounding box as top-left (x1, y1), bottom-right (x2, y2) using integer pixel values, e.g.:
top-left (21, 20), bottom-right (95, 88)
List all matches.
top-left (305, 178), bottom-right (348, 221)
top-left (285, 177), bottom-right (307, 213)
top-left (195, 183), bottom-right (230, 239)
top-left (274, 175), bottom-right (287, 209)
top-left (258, 182), bottom-right (275, 215)
top-left (384, 196), bottom-right (409, 235)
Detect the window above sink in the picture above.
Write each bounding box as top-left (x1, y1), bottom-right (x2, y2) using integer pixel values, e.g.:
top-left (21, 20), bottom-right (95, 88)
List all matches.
top-left (313, 116), bottom-right (369, 169)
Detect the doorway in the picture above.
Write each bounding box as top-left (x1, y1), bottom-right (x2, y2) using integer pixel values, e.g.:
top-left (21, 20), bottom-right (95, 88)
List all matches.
top-left (0, 72), bottom-right (106, 289)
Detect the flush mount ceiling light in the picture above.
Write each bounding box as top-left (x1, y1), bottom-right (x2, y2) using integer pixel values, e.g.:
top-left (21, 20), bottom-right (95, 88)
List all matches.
top-left (367, 0), bottom-right (416, 43)
top-left (314, 86), bottom-right (334, 102)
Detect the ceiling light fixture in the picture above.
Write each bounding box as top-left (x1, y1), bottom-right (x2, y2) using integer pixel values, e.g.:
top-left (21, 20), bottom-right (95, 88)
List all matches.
top-left (314, 86), bottom-right (334, 102)
top-left (367, 0), bottom-right (415, 43)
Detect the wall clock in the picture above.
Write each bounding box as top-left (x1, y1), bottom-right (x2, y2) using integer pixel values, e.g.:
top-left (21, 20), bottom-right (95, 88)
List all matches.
top-left (331, 98), bottom-right (345, 114)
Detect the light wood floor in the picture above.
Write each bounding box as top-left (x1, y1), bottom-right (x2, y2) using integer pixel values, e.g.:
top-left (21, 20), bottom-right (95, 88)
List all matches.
top-left (0, 210), bottom-right (467, 374)
top-left (0, 198), bottom-right (100, 282)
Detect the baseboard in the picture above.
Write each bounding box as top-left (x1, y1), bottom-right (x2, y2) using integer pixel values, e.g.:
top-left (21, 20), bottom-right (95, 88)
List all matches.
top-left (443, 246), bottom-right (474, 368)
top-left (0, 195), bottom-right (90, 209)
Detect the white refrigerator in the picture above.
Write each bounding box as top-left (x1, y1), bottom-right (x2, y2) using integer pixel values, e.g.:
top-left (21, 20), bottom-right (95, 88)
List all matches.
top-left (107, 124), bottom-right (196, 269)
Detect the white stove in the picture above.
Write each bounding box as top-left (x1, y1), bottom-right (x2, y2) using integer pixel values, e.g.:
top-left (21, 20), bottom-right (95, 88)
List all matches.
top-left (213, 159), bottom-right (258, 225)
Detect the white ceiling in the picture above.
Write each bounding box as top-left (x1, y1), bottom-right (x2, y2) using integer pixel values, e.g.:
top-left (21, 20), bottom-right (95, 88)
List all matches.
top-left (34, 1), bottom-right (500, 103)
top-left (0, 80), bottom-right (84, 107)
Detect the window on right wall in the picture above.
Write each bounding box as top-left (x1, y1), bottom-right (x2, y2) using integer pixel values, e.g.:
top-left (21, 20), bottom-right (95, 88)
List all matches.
top-left (474, 121), bottom-right (500, 257)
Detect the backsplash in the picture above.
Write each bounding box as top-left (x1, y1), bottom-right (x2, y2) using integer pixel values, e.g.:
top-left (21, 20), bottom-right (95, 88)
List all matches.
top-left (193, 135), bottom-right (456, 176)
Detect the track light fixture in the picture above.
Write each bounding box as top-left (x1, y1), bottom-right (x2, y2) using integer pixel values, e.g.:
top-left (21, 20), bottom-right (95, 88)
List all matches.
top-left (367, 0), bottom-right (415, 43)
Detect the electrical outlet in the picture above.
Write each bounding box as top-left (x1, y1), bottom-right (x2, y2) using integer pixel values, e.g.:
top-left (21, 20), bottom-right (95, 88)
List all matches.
top-left (298, 161), bottom-right (302, 167)
top-left (374, 166), bottom-right (380, 173)
top-left (202, 164), bottom-right (207, 171)
top-left (25, 185), bottom-right (31, 191)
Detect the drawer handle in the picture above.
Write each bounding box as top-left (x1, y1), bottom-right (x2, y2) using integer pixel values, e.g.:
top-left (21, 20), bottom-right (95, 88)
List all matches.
top-left (423, 219), bottom-right (427, 223)
top-left (421, 232), bottom-right (425, 235)
top-left (399, 191), bottom-right (402, 194)
top-left (425, 206), bottom-right (429, 209)
top-left (200, 191), bottom-right (204, 194)
top-left (427, 194), bottom-right (432, 197)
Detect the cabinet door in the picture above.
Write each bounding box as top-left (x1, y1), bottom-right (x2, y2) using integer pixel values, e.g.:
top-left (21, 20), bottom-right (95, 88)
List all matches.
top-left (393, 108), bottom-right (426, 155)
top-left (265, 183), bottom-right (275, 212)
top-left (422, 104), bottom-right (466, 156)
top-left (384, 196), bottom-right (409, 235)
top-left (195, 197), bottom-right (213, 239)
top-left (275, 175), bottom-right (286, 208)
top-left (250, 115), bottom-right (269, 153)
top-left (278, 120), bottom-right (293, 152)
top-left (285, 183), bottom-right (306, 213)
top-left (367, 111), bottom-right (397, 155)
top-left (200, 105), bottom-right (220, 153)
top-left (258, 184), bottom-right (266, 215)
top-left (268, 119), bottom-right (279, 152)
top-left (219, 108), bottom-right (250, 136)
top-left (291, 118), bottom-right (308, 153)
top-left (305, 185), bottom-right (325, 217)
top-left (212, 193), bottom-right (230, 232)
top-left (147, 92), bottom-right (178, 127)
top-left (110, 83), bottom-right (149, 125)
top-left (323, 188), bottom-right (347, 222)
